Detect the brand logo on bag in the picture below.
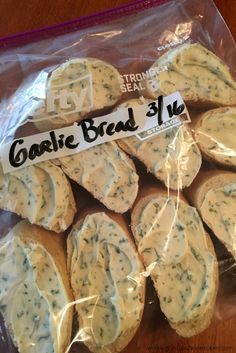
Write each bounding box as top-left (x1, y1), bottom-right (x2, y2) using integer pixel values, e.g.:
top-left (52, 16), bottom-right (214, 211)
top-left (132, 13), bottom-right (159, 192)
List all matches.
top-left (26, 74), bottom-right (94, 123)
top-left (1, 92), bottom-right (190, 173)
top-left (46, 77), bottom-right (92, 114)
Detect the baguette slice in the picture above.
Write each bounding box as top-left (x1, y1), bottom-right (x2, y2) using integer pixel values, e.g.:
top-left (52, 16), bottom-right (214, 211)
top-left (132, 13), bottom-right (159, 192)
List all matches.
top-left (67, 206), bottom-right (145, 353)
top-left (0, 220), bottom-right (73, 353)
top-left (57, 141), bottom-right (139, 213)
top-left (115, 98), bottom-right (202, 190)
top-left (193, 107), bottom-right (236, 168)
top-left (145, 43), bottom-right (236, 107)
top-left (0, 160), bottom-right (76, 233)
top-left (131, 185), bottom-right (218, 337)
top-left (34, 58), bottom-right (122, 131)
top-left (185, 169), bottom-right (236, 259)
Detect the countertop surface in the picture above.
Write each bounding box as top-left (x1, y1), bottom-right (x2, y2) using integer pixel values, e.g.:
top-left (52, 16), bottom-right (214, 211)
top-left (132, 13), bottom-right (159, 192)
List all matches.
top-left (0, 1), bottom-right (236, 353)
top-left (0, 0), bottom-right (235, 39)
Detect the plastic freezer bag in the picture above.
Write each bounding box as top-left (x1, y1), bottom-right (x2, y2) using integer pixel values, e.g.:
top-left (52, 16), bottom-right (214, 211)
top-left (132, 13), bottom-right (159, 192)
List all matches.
top-left (0, 0), bottom-right (236, 352)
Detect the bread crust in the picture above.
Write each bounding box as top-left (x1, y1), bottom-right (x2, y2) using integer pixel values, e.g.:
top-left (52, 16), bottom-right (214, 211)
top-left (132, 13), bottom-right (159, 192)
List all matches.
top-left (184, 169), bottom-right (236, 210)
top-left (116, 139), bottom-right (135, 158)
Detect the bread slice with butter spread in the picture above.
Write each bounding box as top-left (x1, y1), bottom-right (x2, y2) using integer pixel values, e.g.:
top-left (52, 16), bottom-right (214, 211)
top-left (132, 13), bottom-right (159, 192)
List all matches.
top-left (0, 160), bottom-right (76, 233)
top-left (186, 169), bottom-right (236, 260)
top-left (0, 220), bottom-right (73, 353)
top-left (67, 206), bottom-right (145, 353)
top-left (34, 57), bottom-right (122, 131)
top-left (193, 107), bottom-right (236, 168)
top-left (145, 43), bottom-right (236, 107)
top-left (131, 185), bottom-right (218, 337)
top-left (115, 98), bottom-right (202, 190)
top-left (57, 141), bottom-right (139, 213)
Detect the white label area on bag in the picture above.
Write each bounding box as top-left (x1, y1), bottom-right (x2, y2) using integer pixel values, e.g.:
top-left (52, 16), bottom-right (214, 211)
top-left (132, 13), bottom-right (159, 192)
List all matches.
top-left (0, 92), bottom-right (190, 173)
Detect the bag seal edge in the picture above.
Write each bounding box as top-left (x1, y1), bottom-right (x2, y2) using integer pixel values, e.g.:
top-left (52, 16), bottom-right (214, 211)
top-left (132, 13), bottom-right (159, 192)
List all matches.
top-left (0, 0), bottom-right (170, 49)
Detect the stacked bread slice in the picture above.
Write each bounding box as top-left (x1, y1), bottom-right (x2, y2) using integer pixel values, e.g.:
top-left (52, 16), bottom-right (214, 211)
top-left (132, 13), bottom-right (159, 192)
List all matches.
top-left (115, 98), bottom-right (202, 190)
top-left (0, 220), bottom-right (73, 353)
top-left (193, 107), bottom-right (236, 168)
top-left (67, 207), bottom-right (145, 353)
top-left (145, 43), bottom-right (236, 106)
top-left (0, 160), bottom-right (76, 232)
top-left (186, 170), bottom-right (236, 260)
top-left (57, 141), bottom-right (139, 213)
top-left (131, 186), bottom-right (218, 337)
top-left (34, 58), bottom-right (122, 131)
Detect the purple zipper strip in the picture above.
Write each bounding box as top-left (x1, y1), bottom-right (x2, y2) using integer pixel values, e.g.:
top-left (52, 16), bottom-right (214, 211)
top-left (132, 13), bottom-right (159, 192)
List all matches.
top-left (0, 0), bottom-right (169, 48)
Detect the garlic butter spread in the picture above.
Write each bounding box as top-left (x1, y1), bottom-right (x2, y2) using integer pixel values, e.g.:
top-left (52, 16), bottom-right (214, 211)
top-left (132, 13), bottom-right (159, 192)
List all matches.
top-left (68, 212), bottom-right (144, 348)
top-left (117, 99), bottom-right (201, 190)
top-left (134, 196), bottom-right (215, 324)
top-left (195, 108), bottom-right (236, 166)
top-left (59, 142), bottom-right (139, 212)
top-left (0, 228), bottom-right (68, 353)
top-left (122, 126), bottom-right (201, 190)
top-left (200, 183), bottom-right (236, 255)
top-left (148, 43), bottom-right (236, 105)
top-left (0, 161), bottom-right (75, 232)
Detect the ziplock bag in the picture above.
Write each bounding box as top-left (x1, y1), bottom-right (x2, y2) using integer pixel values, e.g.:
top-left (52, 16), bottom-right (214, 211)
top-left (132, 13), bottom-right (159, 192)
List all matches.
top-left (0, 0), bottom-right (236, 352)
